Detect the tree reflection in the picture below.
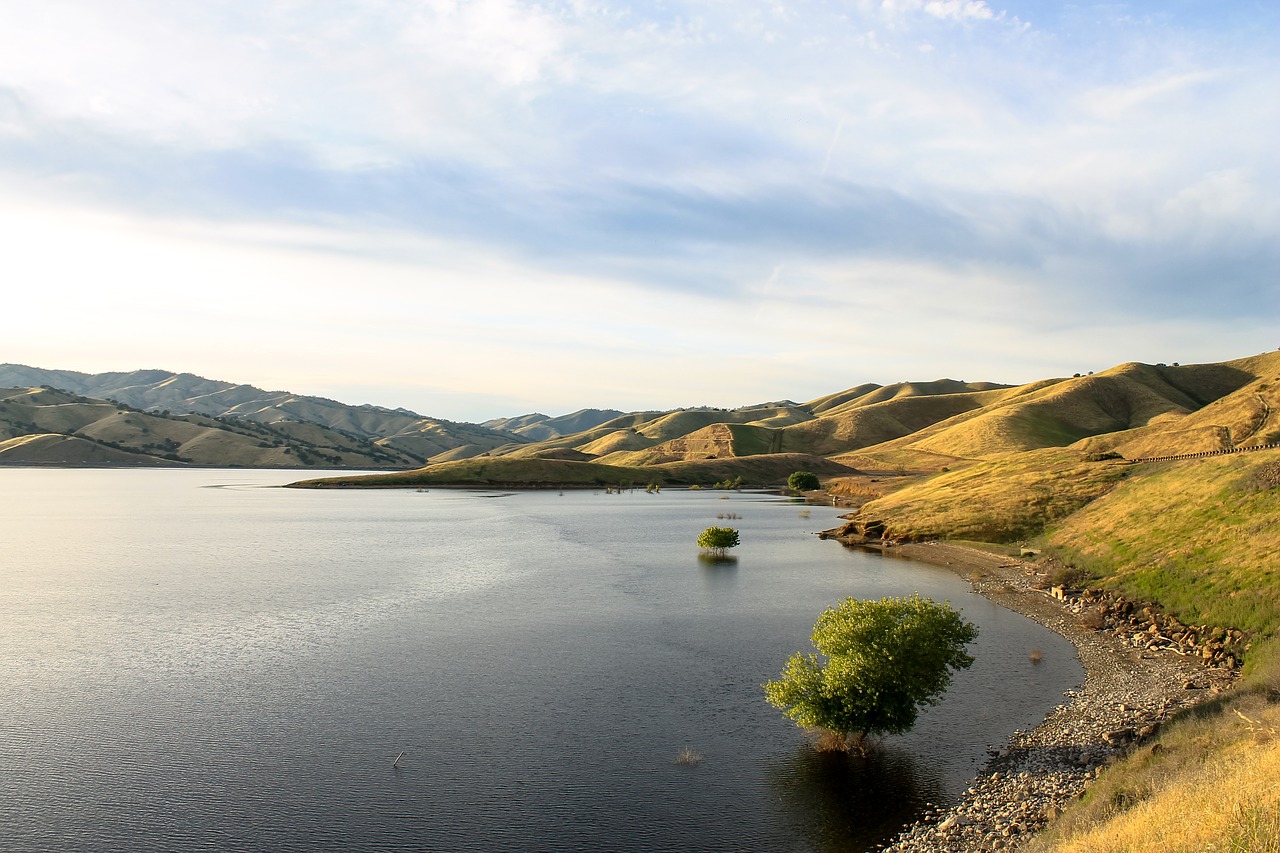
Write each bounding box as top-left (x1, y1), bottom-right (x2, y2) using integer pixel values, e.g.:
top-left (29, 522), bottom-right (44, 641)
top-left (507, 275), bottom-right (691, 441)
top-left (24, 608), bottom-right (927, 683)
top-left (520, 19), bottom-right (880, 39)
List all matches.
top-left (766, 743), bottom-right (943, 853)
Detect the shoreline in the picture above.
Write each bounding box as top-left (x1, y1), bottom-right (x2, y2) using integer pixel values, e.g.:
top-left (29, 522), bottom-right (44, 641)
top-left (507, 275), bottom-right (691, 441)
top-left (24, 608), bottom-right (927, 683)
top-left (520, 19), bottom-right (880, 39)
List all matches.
top-left (852, 540), bottom-right (1238, 852)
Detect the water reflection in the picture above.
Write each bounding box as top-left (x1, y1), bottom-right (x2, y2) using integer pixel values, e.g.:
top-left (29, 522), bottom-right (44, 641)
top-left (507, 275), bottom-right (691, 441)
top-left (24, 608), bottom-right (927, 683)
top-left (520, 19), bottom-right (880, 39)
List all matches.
top-left (768, 744), bottom-right (943, 853)
top-left (698, 554), bottom-right (738, 590)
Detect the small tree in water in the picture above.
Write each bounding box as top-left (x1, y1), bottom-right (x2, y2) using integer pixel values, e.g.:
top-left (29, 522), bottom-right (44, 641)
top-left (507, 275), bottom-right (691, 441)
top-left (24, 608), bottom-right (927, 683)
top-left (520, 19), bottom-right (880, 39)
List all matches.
top-left (697, 526), bottom-right (740, 558)
top-left (764, 594), bottom-right (977, 754)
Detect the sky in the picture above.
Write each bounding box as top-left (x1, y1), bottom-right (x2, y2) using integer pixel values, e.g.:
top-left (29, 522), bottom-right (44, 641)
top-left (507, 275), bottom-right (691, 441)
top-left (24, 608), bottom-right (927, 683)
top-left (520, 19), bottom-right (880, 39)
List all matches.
top-left (1, 1), bottom-right (1277, 422)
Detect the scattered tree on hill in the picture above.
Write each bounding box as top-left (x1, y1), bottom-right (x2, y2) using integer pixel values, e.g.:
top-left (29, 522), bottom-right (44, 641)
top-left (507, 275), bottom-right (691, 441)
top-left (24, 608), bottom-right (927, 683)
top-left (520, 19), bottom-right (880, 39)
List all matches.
top-left (697, 526), bottom-right (740, 558)
top-left (787, 471), bottom-right (821, 492)
top-left (764, 594), bottom-right (978, 754)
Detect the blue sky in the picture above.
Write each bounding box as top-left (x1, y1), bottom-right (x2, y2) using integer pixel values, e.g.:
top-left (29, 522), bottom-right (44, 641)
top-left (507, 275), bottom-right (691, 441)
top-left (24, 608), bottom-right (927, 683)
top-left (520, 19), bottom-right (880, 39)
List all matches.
top-left (2, 1), bottom-right (1276, 421)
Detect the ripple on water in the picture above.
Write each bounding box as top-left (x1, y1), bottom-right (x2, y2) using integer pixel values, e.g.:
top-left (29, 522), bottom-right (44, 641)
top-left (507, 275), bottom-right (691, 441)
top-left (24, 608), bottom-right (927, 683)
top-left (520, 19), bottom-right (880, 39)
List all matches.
top-left (0, 471), bottom-right (1082, 852)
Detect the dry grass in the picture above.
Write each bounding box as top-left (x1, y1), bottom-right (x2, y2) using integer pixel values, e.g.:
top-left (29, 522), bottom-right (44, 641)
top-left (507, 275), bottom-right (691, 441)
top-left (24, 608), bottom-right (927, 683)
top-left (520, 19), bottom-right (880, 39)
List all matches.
top-left (673, 746), bottom-right (703, 766)
top-left (778, 391), bottom-right (999, 457)
top-left (1029, 637), bottom-right (1280, 853)
top-left (1032, 697), bottom-right (1280, 853)
top-left (849, 448), bottom-right (1130, 542)
top-left (602, 422), bottom-right (751, 465)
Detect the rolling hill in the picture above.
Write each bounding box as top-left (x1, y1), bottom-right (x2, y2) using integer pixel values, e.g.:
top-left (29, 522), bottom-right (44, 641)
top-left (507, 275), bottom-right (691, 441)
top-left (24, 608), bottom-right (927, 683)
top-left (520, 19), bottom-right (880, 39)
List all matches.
top-left (7, 352), bottom-right (1279, 478)
top-left (0, 386), bottom-right (426, 468)
top-left (481, 408), bottom-right (626, 441)
top-left (0, 364), bottom-right (523, 464)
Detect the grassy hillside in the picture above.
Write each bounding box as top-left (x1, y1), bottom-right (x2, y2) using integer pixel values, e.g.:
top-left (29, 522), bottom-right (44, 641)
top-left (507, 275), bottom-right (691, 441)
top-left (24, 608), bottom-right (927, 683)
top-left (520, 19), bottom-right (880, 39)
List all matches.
top-left (781, 390), bottom-right (1007, 457)
top-left (804, 379), bottom-right (1011, 415)
top-left (844, 448), bottom-right (1132, 542)
top-left (0, 363), bottom-right (522, 459)
top-left (1077, 356), bottom-right (1280, 460)
top-left (1045, 454), bottom-right (1280, 635)
top-left (484, 408), bottom-right (626, 441)
top-left (0, 433), bottom-right (172, 465)
top-left (822, 372), bottom-right (1280, 852)
top-left (600, 422), bottom-right (781, 465)
top-left (0, 386), bottom-right (419, 468)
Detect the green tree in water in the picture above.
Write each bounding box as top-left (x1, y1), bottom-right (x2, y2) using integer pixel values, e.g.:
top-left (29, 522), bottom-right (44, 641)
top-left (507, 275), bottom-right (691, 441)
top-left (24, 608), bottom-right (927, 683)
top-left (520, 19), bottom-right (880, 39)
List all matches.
top-left (696, 526), bottom-right (740, 558)
top-left (764, 594), bottom-right (978, 753)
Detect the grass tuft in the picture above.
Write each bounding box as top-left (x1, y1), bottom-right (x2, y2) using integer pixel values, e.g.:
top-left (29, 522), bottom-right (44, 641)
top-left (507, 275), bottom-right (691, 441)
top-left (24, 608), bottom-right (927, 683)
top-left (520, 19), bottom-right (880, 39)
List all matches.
top-left (674, 746), bottom-right (703, 766)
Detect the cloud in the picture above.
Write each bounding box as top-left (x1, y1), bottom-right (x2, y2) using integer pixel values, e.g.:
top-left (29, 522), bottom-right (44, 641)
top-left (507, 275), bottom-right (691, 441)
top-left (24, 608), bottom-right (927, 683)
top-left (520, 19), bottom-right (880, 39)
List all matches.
top-left (0, 1), bottom-right (1277, 418)
top-left (923, 1), bottom-right (997, 23)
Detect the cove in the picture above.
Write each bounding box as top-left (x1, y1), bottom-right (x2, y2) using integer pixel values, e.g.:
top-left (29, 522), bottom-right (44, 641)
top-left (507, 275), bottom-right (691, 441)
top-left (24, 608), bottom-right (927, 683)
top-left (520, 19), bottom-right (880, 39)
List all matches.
top-left (0, 469), bottom-right (1081, 852)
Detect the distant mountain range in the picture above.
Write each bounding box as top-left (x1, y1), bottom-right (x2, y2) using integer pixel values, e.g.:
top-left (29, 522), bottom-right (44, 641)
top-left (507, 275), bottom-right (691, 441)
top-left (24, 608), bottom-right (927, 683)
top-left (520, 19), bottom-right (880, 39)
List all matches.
top-left (4, 353), bottom-right (1279, 479)
top-left (0, 364), bottom-right (521, 468)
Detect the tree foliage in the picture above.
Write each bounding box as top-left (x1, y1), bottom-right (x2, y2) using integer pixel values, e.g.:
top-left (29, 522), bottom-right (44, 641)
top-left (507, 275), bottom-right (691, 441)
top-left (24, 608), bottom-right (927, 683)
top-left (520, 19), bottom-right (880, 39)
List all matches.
top-left (764, 594), bottom-right (978, 750)
top-left (697, 526), bottom-right (740, 557)
top-left (787, 471), bottom-right (821, 492)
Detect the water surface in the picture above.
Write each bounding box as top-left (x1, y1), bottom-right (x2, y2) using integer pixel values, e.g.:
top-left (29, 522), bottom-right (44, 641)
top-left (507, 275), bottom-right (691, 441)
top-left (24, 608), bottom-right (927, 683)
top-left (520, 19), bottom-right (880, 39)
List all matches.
top-left (0, 469), bottom-right (1081, 851)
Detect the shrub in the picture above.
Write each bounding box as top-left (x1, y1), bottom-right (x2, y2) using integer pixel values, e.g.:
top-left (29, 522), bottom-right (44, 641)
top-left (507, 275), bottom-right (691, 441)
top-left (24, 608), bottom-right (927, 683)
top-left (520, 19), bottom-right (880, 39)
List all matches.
top-left (788, 471), bottom-right (821, 492)
top-left (764, 594), bottom-right (978, 753)
top-left (1049, 564), bottom-right (1092, 589)
top-left (697, 526), bottom-right (740, 558)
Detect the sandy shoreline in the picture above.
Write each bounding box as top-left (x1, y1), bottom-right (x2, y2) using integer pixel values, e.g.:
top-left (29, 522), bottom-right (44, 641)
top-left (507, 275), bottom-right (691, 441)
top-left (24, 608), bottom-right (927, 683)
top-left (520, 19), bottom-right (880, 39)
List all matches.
top-left (835, 540), bottom-right (1239, 852)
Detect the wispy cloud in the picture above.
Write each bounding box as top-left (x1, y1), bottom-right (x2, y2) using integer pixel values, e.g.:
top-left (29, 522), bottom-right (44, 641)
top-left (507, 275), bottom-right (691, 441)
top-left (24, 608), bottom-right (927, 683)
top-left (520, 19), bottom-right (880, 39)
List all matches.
top-left (1, 0), bottom-right (1276, 419)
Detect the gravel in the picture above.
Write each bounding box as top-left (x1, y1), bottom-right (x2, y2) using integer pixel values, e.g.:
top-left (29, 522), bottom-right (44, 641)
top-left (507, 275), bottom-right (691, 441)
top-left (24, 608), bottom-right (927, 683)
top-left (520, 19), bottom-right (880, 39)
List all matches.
top-left (859, 542), bottom-right (1239, 853)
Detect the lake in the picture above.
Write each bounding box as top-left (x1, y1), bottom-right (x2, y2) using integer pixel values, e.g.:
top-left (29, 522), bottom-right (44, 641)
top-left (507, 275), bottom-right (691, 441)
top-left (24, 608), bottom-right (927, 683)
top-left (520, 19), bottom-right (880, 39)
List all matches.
top-left (0, 469), bottom-right (1081, 851)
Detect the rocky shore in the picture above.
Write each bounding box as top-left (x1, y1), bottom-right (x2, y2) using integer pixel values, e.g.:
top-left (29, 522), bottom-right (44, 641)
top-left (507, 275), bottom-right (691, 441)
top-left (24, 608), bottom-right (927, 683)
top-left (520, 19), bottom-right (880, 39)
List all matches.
top-left (848, 541), bottom-right (1240, 853)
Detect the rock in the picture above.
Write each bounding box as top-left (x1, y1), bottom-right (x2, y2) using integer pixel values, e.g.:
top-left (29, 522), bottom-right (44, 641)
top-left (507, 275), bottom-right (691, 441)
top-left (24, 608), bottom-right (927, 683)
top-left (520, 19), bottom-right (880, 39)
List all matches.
top-left (1103, 728), bottom-right (1135, 745)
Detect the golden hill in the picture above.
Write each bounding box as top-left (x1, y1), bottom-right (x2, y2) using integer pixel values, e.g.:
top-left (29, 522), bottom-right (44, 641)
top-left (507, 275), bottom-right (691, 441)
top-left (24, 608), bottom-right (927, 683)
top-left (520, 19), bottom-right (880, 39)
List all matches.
top-left (11, 352), bottom-right (1280, 475)
top-left (0, 363), bottom-right (521, 462)
top-left (0, 386), bottom-right (420, 468)
top-left (0, 432), bottom-right (169, 466)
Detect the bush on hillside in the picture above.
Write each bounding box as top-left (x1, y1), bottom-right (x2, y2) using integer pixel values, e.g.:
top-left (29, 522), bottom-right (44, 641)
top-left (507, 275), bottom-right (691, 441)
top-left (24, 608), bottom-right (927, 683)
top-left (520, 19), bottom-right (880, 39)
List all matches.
top-left (787, 471), bottom-right (821, 492)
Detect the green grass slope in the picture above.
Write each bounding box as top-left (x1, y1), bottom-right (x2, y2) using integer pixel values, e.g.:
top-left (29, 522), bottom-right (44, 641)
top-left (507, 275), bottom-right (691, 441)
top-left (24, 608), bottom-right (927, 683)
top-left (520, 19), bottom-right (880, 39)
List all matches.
top-left (1046, 453), bottom-right (1280, 635)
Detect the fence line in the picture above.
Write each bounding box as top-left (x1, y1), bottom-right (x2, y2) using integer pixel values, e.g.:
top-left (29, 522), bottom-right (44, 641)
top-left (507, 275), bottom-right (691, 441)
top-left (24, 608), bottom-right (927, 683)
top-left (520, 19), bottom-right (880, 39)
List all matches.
top-left (1127, 442), bottom-right (1280, 464)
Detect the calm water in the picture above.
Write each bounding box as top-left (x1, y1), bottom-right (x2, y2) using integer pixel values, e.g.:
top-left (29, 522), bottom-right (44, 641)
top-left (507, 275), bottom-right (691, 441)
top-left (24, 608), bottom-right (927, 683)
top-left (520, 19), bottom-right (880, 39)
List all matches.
top-left (0, 469), bottom-right (1081, 852)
